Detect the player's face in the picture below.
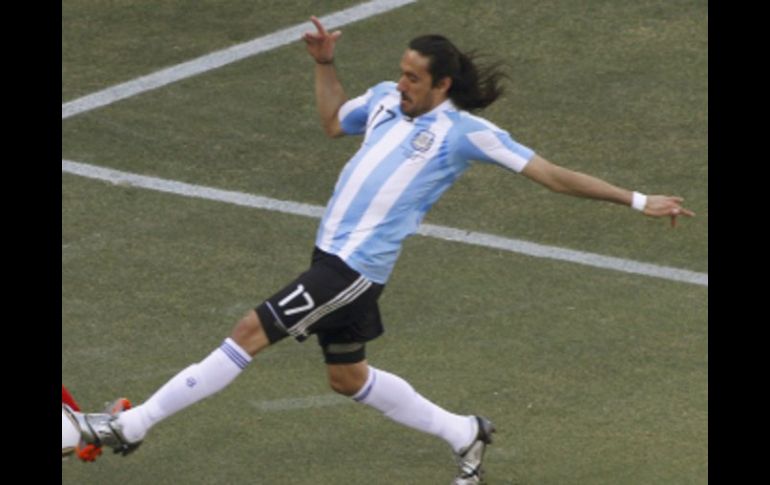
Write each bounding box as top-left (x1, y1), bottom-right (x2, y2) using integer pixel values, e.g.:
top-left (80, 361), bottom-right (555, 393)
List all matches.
top-left (397, 49), bottom-right (450, 118)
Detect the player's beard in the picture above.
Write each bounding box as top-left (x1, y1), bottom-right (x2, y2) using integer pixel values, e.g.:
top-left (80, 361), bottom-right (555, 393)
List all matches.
top-left (400, 93), bottom-right (431, 118)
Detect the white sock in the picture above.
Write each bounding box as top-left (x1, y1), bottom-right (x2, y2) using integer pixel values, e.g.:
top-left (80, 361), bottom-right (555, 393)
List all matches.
top-left (116, 338), bottom-right (251, 443)
top-left (352, 366), bottom-right (477, 453)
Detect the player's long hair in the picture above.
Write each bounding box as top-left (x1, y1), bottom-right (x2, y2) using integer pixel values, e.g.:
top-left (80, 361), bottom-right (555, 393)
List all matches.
top-left (408, 35), bottom-right (506, 112)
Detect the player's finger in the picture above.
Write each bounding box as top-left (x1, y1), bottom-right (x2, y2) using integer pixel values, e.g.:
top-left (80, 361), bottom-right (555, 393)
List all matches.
top-left (310, 15), bottom-right (327, 35)
top-left (673, 206), bottom-right (695, 217)
top-left (302, 32), bottom-right (321, 43)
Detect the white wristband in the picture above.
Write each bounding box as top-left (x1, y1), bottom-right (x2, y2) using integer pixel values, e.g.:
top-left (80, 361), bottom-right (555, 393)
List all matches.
top-left (631, 191), bottom-right (647, 212)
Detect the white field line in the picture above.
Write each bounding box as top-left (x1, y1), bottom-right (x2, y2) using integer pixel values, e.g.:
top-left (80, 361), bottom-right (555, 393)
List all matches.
top-left (62, 159), bottom-right (708, 287)
top-left (61, 0), bottom-right (417, 119)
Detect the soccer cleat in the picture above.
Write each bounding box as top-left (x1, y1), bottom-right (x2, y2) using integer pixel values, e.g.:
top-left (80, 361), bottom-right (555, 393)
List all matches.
top-left (75, 397), bottom-right (142, 457)
top-left (452, 416), bottom-right (496, 485)
top-left (104, 398), bottom-right (133, 418)
top-left (76, 442), bottom-right (103, 462)
top-left (63, 404), bottom-right (91, 460)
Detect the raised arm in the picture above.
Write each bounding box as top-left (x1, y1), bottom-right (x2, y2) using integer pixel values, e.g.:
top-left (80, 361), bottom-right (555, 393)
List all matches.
top-left (521, 154), bottom-right (695, 226)
top-left (303, 16), bottom-right (346, 138)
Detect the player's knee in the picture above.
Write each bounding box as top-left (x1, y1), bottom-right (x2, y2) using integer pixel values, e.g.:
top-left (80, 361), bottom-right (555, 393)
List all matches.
top-left (327, 364), bottom-right (368, 397)
top-left (230, 310), bottom-right (270, 356)
top-left (328, 375), bottom-right (361, 396)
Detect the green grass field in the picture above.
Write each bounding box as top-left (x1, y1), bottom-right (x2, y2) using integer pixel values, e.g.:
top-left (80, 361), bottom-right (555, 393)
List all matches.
top-left (62, 1), bottom-right (707, 483)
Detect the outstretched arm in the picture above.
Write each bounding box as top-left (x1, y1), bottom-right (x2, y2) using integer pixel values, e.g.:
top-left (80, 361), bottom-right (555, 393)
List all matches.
top-left (303, 16), bottom-right (346, 138)
top-left (521, 154), bottom-right (695, 226)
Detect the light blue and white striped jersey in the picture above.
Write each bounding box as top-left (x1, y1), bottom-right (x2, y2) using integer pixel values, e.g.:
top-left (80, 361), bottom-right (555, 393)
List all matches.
top-left (316, 81), bottom-right (535, 284)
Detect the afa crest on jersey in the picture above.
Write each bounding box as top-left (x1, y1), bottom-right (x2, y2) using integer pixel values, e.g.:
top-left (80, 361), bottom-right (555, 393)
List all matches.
top-left (411, 129), bottom-right (435, 152)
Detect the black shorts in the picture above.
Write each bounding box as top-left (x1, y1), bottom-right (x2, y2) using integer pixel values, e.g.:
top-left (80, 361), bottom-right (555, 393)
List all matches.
top-left (256, 247), bottom-right (385, 364)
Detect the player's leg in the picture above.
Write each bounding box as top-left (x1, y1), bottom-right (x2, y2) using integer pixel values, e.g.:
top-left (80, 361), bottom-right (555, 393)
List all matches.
top-left (112, 310), bottom-right (267, 444)
top-left (326, 357), bottom-right (369, 396)
top-left (322, 339), bottom-right (494, 483)
top-left (78, 310), bottom-right (268, 454)
top-left (79, 248), bottom-right (372, 454)
top-left (327, 358), bottom-right (478, 453)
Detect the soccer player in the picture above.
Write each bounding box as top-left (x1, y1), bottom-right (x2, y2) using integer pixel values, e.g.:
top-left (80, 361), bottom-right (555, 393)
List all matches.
top-left (77, 16), bottom-right (694, 484)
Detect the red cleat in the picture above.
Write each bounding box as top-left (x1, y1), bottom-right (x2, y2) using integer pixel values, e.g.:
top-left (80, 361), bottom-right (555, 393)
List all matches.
top-left (76, 443), bottom-right (103, 462)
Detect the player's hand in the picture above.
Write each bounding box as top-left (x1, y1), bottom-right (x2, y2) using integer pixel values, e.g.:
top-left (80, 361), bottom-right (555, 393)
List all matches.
top-left (643, 195), bottom-right (695, 227)
top-left (303, 16), bottom-right (341, 64)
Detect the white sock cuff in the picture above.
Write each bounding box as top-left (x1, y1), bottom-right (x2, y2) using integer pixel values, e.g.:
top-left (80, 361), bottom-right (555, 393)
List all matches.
top-left (219, 338), bottom-right (252, 370)
top-left (352, 366), bottom-right (377, 402)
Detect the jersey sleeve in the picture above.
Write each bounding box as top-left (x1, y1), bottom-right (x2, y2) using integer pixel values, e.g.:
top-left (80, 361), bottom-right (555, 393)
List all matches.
top-left (338, 89), bottom-right (373, 135)
top-left (458, 118), bottom-right (535, 173)
top-left (337, 82), bottom-right (397, 136)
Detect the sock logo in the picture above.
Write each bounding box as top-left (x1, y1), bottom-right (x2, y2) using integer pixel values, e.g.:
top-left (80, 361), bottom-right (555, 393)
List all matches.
top-left (186, 377), bottom-right (198, 388)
